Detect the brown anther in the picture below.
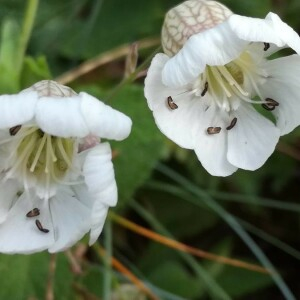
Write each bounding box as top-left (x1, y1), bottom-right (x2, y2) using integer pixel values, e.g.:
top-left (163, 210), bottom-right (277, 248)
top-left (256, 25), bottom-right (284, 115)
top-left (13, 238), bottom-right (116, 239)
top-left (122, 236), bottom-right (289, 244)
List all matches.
top-left (262, 98), bottom-right (279, 111)
top-left (26, 208), bottom-right (40, 218)
top-left (9, 125), bottom-right (22, 136)
top-left (201, 82), bottom-right (209, 97)
top-left (264, 43), bottom-right (270, 51)
top-left (35, 220), bottom-right (49, 233)
top-left (226, 117), bottom-right (237, 130)
top-left (262, 104), bottom-right (276, 111)
top-left (207, 127), bottom-right (221, 135)
top-left (266, 98), bottom-right (279, 106)
top-left (167, 96), bottom-right (178, 110)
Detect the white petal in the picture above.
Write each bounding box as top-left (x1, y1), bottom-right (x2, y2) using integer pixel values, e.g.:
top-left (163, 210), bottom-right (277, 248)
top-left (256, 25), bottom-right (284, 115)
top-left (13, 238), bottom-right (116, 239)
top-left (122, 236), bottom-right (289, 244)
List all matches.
top-left (0, 91), bottom-right (38, 128)
top-left (83, 143), bottom-right (116, 243)
top-left (265, 13), bottom-right (300, 54)
top-left (145, 53), bottom-right (197, 149)
top-left (0, 130), bottom-right (15, 171)
top-left (79, 92), bottom-right (132, 141)
top-left (0, 193), bottom-right (54, 254)
top-left (260, 54), bottom-right (300, 135)
top-left (48, 190), bottom-right (91, 253)
top-left (162, 21), bottom-right (247, 87)
top-left (227, 104), bottom-right (280, 170)
top-left (83, 143), bottom-right (117, 207)
top-left (71, 184), bottom-right (108, 245)
top-left (35, 96), bottom-right (90, 138)
top-left (72, 184), bottom-right (94, 209)
top-left (0, 179), bottom-right (20, 223)
top-left (194, 105), bottom-right (237, 176)
top-left (228, 13), bottom-right (300, 53)
top-left (228, 14), bottom-right (283, 46)
top-left (88, 203), bottom-right (108, 245)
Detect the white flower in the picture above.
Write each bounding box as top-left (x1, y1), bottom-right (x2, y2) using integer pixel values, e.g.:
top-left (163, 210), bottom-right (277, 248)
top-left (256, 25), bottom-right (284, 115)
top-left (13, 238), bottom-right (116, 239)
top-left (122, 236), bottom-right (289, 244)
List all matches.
top-left (0, 80), bottom-right (132, 253)
top-left (145, 0), bottom-right (300, 176)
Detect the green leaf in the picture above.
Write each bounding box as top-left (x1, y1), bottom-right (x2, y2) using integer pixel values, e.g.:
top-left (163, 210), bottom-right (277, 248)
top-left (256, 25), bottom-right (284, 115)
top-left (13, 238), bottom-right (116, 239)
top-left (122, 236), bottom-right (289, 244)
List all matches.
top-left (0, 252), bottom-right (75, 300)
top-left (54, 253), bottom-right (76, 300)
top-left (109, 85), bottom-right (165, 207)
top-left (20, 55), bottom-right (52, 88)
top-left (0, 253), bottom-right (49, 299)
top-left (0, 19), bottom-right (21, 93)
top-left (219, 266), bottom-right (272, 298)
top-left (148, 261), bottom-right (202, 299)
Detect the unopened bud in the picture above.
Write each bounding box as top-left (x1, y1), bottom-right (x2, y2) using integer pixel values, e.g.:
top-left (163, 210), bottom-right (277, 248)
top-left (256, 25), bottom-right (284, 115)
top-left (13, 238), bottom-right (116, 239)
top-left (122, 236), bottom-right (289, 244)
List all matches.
top-left (21, 80), bottom-right (77, 97)
top-left (162, 0), bottom-right (233, 56)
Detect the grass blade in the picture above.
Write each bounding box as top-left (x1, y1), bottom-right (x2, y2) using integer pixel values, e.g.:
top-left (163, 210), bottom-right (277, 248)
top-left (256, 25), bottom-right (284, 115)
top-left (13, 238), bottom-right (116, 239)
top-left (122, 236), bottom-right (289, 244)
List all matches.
top-left (130, 200), bottom-right (232, 300)
top-left (157, 163), bottom-right (296, 300)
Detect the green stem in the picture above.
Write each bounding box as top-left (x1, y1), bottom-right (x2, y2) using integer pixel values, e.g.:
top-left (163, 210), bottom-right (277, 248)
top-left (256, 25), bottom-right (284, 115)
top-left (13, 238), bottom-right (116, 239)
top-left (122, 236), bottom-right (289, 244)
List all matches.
top-left (17, 0), bottom-right (39, 72)
top-left (103, 219), bottom-right (113, 300)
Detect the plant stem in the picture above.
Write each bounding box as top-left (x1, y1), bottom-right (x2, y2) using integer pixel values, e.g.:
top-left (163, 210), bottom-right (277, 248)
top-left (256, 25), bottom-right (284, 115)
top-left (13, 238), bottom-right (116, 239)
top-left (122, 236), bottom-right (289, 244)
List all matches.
top-left (18, 0), bottom-right (39, 72)
top-left (103, 219), bottom-right (112, 300)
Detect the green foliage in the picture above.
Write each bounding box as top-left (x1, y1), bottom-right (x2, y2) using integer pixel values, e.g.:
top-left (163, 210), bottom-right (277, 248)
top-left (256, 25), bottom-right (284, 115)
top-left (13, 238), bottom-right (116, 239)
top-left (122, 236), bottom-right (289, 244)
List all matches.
top-left (0, 253), bottom-right (75, 300)
top-left (109, 85), bottom-right (166, 207)
top-left (80, 84), bottom-right (166, 208)
top-left (0, 19), bottom-right (21, 93)
top-left (20, 56), bottom-right (52, 88)
top-left (0, 253), bottom-right (48, 299)
top-left (0, 0), bottom-right (300, 299)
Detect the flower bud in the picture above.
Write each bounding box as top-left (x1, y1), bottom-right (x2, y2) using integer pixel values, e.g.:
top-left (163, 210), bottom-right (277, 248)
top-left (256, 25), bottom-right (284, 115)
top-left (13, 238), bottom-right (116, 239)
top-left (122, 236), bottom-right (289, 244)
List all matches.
top-left (161, 0), bottom-right (232, 56)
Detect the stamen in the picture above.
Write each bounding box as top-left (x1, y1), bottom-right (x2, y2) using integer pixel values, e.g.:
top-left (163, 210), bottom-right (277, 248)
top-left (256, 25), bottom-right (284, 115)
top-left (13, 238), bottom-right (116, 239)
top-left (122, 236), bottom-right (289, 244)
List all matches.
top-left (264, 43), bottom-right (270, 51)
top-left (217, 66), bottom-right (249, 97)
top-left (35, 219), bottom-right (49, 233)
top-left (266, 98), bottom-right (279, 107)
top-left (207, 127), bottom-right (221, 135)
top-left (0, 127), bottom-right (37, 146)
top-left (29, 134), bottom-right (47, 172)
top-left (26, 208), bottom-right (40, 218)
top-left (226, 117), bottom-right (237, 130)
top-left (45, 135), bottom-right (52, 173)
top-left (56, 138), bottom-right (73, 168)
top-left (210, 67), bottom-right (232, 98)
top-left (262, 104), bottom-right (275, 111)
top-left (262, 98), bottom-right (279, 111)
top-left (201, 82), bottom-right (208, 97)
top-left (6, 134), bottom-right (37, 179)
top-left (9, 125), bottom-right (22, 136)
top-left (47, 136), bottom-right (57, 162)
top-left (167, 96), bottom-right (178, 110)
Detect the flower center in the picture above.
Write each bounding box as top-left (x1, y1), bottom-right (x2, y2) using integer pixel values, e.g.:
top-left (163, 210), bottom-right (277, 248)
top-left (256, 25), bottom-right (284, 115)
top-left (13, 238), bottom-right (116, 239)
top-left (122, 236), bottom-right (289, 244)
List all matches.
top-left (194, 51), bottom-right (269, 112)
top-left (7, 126), bottom-right (74, 188)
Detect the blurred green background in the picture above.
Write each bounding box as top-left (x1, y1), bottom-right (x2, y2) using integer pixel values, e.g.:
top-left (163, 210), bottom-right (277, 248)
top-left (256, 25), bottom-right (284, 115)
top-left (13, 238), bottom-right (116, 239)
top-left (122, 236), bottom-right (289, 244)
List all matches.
top-left (0, 0), bottom-right (300, 299)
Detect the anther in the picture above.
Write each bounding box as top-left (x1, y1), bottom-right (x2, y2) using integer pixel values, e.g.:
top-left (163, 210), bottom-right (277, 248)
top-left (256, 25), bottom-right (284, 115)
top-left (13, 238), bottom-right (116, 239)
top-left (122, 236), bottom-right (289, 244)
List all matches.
top-left (167, 96), bottom-right (178, 110)
top-left (207, 127), bottom-right (221, 135)
top-left (266, 98), bottom-right (279, 106)
top-left (35, 219), bottom-right (49, 233)
top-left (201, 82), bottom-right (209, 97)
top-left (26, 208), bottom-right (40, 218)
top-left (262, 98), bottom-right (279, 111)
top-left (226, 117), bottom-right (237, 130)
top-left (262, 104), bottom-right (275, 111)
top-left (264, 43), bottom-right (270, 51)
top-left (9, 125), bottom-right (22, 136)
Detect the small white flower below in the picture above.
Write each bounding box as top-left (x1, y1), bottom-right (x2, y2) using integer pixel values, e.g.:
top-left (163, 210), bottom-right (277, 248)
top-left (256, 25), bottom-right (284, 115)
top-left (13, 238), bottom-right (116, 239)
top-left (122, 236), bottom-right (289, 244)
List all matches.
top-left (0, 80), bottom-right (132, 253)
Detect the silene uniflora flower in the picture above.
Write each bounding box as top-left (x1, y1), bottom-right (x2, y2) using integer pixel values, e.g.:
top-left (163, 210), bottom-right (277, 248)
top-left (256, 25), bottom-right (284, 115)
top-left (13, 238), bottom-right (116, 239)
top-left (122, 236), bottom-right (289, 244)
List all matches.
top-left (0, 80), bottom-right (132, 253)
top-left (145, 0), bottom-right (300, 176)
